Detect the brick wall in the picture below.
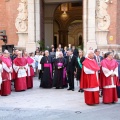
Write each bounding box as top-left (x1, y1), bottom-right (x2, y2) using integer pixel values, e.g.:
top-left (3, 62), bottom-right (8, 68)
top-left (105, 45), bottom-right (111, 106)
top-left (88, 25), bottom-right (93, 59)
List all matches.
top-left (117, 0), bottom-right (120, 44)
top-left (0, 0), bottom-right (119, 50)
top-left (0, 0), bottom-right (19, 47)
top-left (107, 0), bottom-right (117, 44)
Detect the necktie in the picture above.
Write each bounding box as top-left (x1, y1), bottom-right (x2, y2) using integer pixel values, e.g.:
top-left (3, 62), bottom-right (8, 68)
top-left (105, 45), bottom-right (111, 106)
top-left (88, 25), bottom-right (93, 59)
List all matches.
top-left (97, 56), bottom-right (100, 63)
top-left (69, 56), bottom-right (71, 62)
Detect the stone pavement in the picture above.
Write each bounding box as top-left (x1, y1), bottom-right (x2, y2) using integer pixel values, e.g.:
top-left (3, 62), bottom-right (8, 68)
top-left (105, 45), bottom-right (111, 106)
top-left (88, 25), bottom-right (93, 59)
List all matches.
top-left (0, 77), bottom-right (120, 120)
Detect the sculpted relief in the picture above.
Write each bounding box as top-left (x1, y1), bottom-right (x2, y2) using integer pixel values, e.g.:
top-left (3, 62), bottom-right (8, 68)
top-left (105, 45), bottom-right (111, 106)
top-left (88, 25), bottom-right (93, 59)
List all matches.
top-left (15, 0), bottom-right (28, 32)
top-left (96, 0), bottom-right (110, 31)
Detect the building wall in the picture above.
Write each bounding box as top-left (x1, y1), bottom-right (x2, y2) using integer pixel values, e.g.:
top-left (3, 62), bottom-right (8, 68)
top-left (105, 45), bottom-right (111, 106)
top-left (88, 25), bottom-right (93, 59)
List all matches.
top-left (117, 0), bottom-right (120, 44)
top-left (0, 0), bottom-right (120, 52)
top-left (107, 0), bottom-right (117, 44)
top-left (0, 0), bottom-right (19, 48)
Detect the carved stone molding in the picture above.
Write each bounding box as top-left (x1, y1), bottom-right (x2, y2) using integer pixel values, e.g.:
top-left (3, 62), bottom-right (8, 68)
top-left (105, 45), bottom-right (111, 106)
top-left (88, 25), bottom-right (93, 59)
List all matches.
top-left (96, 0), bottom-right (111, 46)
top-left (96, 0), bottom-right (110, 31)
top-left (15, 0), bottom-right (28, 33)
top-left (68, 23), bottom-right (82, 36)
top-left (68, 23), bottom-right (83, 46)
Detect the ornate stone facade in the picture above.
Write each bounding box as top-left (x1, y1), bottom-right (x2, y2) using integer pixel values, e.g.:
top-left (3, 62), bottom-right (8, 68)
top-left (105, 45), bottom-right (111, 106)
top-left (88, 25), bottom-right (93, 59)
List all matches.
top-left (15, 0), bottom-right (28, 33)
top-left (0, 0), bottom-right (120, 53)
top-left (96, 0), bottom-right (110, 31)
top-left (95, 0), bottom-right (111, 47)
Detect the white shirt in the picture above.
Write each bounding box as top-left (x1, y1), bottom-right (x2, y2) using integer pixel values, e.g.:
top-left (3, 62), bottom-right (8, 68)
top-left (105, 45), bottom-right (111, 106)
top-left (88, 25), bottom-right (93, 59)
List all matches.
top-left (38, 55), bottom-right (43, 70)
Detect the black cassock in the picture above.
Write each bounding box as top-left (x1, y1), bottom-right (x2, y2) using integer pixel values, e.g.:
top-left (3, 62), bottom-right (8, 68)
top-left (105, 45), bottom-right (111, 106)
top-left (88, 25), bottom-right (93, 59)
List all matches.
top-left (40, 56), bottom-right (53, 88)
top-left (53, 57), bottom-right (67, 88)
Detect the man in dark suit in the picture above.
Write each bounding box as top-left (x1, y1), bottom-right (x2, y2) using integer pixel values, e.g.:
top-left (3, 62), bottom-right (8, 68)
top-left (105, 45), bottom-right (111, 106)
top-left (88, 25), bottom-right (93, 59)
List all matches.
top-left (72, 46), bottom-right (78, 57)
top-left (66, 49), bottom-right (76, 91)
top-left (94, 49), bottom-right (103, 65)
top-left (94, 49), bottom-right (103, 96)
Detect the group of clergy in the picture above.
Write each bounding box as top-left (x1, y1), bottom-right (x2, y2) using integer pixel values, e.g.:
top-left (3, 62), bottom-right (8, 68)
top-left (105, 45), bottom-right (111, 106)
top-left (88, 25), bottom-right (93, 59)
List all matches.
top-left (80, 49), bottom-right (120, 105)
top-left (0, 50), bottom-right (34, 96)
top-left (40, 48), bottom-right (120, 105)
top-left (0, 48), bottom-right (119, 107)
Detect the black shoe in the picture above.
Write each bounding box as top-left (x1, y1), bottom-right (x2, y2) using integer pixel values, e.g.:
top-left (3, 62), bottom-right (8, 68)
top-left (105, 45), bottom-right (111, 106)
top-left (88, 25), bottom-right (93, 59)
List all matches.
top-left (72, 89), bottom-right (74, 91)
top-left (78, 89), bottom-right (81, 92)
top-left (80, 89), bottom-right (84, 93)
top-left (56, 87), bottom-right (60, 89)
top-left (67, 88), bottom-right (72, 90)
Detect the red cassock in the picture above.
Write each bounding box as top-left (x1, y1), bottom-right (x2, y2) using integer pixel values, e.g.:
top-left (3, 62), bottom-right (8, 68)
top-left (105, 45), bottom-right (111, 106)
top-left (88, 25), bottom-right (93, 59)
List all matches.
top-left (80, 58), bottom-right (100, 105)
top-left (1, 56), bottom-right (12, 96)
top-left (24, 57), bottom-right (34, 89)
top-left (100, 58), bottom-right (119, 104)
top-left (13, 57), bottom-right (28, 91)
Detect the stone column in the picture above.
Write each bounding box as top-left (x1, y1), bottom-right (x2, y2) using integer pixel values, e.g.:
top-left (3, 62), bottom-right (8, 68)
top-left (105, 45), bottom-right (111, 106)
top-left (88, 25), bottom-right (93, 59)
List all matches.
top-left (35, 0), bottom-right (40, 44)
top-left (83, 0), bottom-right (87, 53)
top-left (26, 0), bottom-right (36, 53)
top-left (44, 17), bottom-right (53, 46)
top-left (58, 29), bottom-right (68, 47)
top-left (83, 0), bottom-right (97, 52)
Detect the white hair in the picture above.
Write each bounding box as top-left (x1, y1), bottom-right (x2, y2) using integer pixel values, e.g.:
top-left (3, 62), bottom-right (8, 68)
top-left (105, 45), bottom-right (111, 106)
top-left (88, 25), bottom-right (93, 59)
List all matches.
top-left (85, 50), bottom-right (94, 58)
top-left (45, 50), bottom-right (49, 53)
top-left (18, 51), bottom-right (22, 54)
top-left (4, 49), bottom-right (9, 54)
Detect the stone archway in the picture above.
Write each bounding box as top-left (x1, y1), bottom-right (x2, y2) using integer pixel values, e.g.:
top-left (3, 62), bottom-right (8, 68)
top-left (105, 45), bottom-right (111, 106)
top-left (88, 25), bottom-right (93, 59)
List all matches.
top-left (24, 0), bottom-right (97, 52)
top-left (53, 2), bottom-right (83, 47)
top-left (68, 21), bottom-right (83, 46)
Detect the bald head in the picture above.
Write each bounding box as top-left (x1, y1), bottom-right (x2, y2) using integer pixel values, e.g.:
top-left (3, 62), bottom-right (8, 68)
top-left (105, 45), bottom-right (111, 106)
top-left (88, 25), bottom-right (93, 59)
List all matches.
top-left (87, 50), bottom-right (94, 59)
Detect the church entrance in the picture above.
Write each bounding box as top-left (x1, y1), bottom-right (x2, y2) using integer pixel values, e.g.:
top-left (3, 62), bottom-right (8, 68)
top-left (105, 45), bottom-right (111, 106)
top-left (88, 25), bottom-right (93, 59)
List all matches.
top-left (43, 0), bottom-right (97, 52)
top-left (53, 2), bottom-right (83, 49)
top-left (44, 0), bottom-right (83, 49)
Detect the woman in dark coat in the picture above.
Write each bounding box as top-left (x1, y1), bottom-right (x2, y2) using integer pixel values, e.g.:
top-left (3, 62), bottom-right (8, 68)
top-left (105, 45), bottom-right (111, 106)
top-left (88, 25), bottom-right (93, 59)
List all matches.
top-left (76, 50), bottom-right (85, 92)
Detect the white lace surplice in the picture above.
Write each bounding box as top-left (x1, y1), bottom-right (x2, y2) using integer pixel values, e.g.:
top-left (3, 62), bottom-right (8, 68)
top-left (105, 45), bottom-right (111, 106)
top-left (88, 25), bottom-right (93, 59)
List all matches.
top-left (102, 67), bottom-right (118, 88)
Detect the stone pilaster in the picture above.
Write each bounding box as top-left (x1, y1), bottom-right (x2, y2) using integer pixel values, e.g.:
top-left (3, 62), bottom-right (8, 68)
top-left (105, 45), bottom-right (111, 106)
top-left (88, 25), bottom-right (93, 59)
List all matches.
top-left (35, 0), bottom-right (40, 44)
top-left (26, 0), bottom-right (36, 53)
top-left (83, 0), bottom-right (87, 52)
top-left (86, 0), bottom-right (97, 50)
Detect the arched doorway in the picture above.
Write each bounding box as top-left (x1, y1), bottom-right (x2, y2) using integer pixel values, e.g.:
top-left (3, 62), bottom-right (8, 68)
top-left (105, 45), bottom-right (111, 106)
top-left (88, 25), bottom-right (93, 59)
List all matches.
top-left (53, 2), bottom-right (83, 48)
top-left (43, 0), bottom-right (97, 52)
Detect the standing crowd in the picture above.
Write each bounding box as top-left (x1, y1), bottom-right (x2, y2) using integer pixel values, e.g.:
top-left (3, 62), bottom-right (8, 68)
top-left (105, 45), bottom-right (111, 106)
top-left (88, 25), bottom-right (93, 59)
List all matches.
top-left (0, 43), bottom-right (120, 106)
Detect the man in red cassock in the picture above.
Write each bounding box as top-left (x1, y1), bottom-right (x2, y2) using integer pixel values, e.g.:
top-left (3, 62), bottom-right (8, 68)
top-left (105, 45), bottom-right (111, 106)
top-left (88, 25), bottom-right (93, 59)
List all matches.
top-left (13, 51), bottom-right (28, 91)
top-left (23, 51), bottom-right (34, 89)
top-left (100, 52), bottom-right (118, 104)
top-left (1, 50), bottom-right (12, 96)
top-left (80, 50), bottom-right (100, 105)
